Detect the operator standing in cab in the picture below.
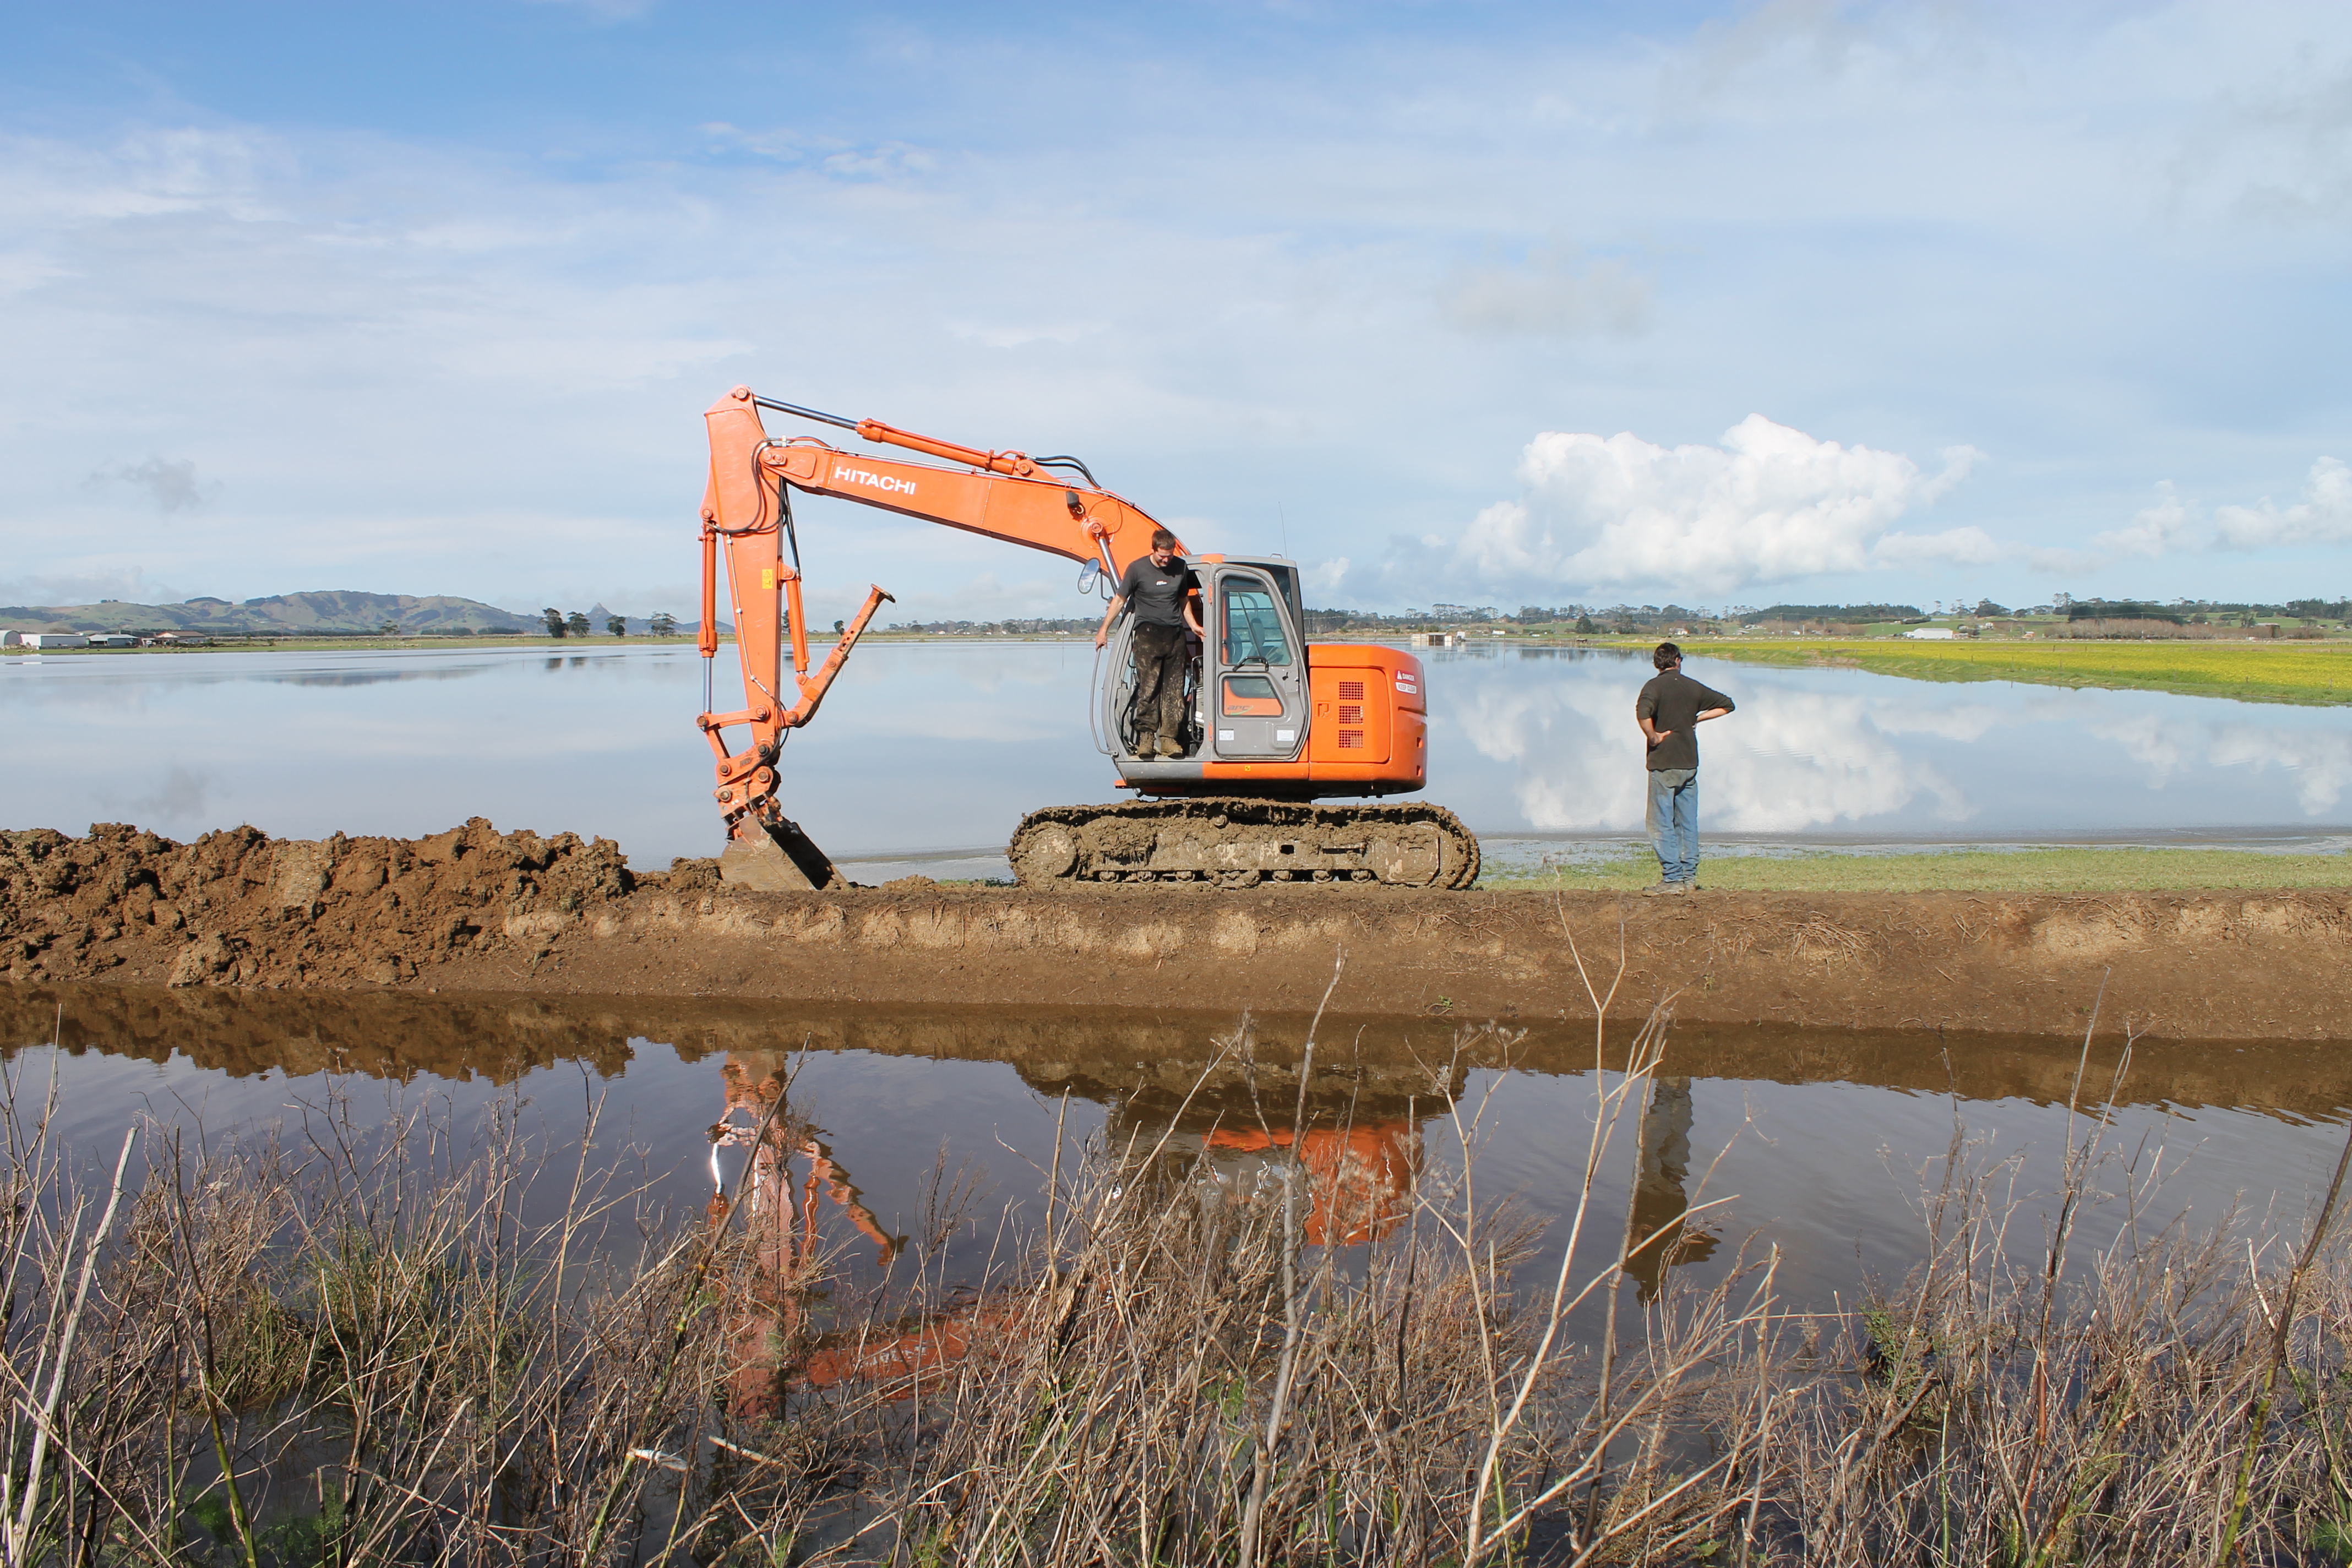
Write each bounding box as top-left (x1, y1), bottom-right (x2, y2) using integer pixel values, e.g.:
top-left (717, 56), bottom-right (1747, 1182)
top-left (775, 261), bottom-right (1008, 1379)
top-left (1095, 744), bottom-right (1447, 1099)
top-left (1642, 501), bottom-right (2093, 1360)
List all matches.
top-left (1635, 641), bottom-right (1735, 894)
top-left (1096, 529), bottom-right (1204, 759)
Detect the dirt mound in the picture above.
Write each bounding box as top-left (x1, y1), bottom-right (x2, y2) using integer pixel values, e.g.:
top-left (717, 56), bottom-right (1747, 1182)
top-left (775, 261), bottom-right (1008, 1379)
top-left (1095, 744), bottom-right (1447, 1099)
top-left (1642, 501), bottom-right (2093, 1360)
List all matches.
top-left (4, 822), bottom-right (2349, 1040)
top-left (0, 819), bottom-right (662, 989)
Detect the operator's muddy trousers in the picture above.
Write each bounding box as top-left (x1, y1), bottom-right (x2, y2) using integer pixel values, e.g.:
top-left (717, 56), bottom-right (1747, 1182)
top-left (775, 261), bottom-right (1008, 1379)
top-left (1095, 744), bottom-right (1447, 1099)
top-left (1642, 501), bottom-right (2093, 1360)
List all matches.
top-left (1129, 623), bottom-right (1190, 755)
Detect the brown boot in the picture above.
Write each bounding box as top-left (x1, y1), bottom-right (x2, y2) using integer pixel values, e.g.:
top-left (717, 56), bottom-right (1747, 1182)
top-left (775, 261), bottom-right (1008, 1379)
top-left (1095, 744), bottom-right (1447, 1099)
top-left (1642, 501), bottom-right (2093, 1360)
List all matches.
top-left (1158, 736), bottom-right (1188, 758)
top-left (1134, 733), bottom-right (1160, 760)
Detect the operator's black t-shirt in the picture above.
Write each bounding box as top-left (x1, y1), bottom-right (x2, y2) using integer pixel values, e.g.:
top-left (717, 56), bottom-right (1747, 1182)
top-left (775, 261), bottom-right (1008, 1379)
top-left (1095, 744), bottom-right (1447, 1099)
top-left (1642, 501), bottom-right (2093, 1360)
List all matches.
top-left (1636, 668), bottom-right (1736, 771)
top-left (1117, 555), bottom-right (1200, 628)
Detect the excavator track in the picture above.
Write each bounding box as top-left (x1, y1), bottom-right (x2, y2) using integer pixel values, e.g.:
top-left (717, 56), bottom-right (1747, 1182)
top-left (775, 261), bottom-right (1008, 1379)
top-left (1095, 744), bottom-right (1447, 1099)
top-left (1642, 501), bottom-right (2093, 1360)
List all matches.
top-left (1009, 798), bottom-right (1481, 890)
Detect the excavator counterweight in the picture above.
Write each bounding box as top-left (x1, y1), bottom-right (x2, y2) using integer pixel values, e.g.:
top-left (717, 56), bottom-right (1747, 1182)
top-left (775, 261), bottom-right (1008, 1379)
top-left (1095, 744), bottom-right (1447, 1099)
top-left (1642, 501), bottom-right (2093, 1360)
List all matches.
top-left (694, 386), bottom-right (1482, 890)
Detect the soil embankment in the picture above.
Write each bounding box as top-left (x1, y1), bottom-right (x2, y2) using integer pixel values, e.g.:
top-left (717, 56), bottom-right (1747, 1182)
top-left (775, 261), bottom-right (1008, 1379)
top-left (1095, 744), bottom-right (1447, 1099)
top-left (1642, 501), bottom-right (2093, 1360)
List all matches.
top-left (4, 821), bottom-right (2348, 1041)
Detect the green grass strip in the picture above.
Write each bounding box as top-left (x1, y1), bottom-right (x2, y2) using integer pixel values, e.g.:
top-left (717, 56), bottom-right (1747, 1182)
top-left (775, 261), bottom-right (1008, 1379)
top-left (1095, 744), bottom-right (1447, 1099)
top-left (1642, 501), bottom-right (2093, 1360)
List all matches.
top-left (1675, 638), bottom-right (2352, 707)
top-left (1480, 846), bottom-right (2352, 894)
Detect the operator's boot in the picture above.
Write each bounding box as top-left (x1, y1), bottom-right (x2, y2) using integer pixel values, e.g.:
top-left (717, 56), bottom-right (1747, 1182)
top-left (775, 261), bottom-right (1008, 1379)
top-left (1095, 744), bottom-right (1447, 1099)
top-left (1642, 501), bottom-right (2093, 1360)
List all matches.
top-left (1157, 736), bottom-right (1188, 758)
top-left (1133, 732), bottom-right (1160, 761)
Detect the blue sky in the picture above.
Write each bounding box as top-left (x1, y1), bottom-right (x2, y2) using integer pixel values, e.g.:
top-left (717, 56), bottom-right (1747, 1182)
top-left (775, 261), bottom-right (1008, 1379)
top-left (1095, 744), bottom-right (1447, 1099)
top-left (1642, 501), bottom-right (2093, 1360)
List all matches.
top-left (4, 1), bottom-right (2350, 624)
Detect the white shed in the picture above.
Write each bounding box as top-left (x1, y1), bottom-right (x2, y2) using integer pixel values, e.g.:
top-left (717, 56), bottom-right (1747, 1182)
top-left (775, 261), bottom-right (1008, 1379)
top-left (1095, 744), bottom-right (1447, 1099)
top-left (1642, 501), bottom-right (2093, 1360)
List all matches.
top-left (20, 633), bottom-right (89, 650)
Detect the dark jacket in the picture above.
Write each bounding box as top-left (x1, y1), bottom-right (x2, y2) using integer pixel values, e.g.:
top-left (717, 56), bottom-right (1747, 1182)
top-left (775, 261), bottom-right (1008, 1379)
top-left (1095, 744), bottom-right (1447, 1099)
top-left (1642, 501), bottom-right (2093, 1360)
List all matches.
top-left (1636, 668), bottom-right (1735, 771)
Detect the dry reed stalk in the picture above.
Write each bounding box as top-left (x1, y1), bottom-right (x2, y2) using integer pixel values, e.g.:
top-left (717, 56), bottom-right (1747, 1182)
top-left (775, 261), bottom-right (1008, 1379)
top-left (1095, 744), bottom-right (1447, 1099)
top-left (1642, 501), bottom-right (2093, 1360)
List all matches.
top-left (8, 997), bottom-right (2352, 1566)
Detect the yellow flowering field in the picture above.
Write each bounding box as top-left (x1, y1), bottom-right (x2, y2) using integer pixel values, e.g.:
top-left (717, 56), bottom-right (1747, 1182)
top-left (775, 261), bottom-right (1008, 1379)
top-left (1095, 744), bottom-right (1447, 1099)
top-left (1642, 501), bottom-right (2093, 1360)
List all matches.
top-left (1692, 637), bottom-right (2352, 706)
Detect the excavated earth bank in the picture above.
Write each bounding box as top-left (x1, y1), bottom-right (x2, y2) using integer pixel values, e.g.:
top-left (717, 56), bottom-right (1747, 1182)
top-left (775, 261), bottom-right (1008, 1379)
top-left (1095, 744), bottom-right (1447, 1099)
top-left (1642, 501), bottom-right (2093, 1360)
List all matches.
top-left (3, 821), bottom-right (2349, 1041)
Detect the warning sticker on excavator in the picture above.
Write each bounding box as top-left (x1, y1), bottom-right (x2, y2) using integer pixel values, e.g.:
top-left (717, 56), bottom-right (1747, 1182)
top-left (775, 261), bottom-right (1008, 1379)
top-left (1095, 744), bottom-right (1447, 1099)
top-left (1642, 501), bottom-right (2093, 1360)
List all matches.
top-left (760, 568), bottom-right (776, 591)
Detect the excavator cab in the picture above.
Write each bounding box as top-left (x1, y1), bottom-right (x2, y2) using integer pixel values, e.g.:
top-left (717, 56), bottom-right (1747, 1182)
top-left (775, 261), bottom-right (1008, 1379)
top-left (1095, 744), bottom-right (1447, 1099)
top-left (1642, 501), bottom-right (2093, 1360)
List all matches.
top-left (1102, 556), bottom-right (1312, 770)
top-left (1099, 553), bottom-right (1430, 801)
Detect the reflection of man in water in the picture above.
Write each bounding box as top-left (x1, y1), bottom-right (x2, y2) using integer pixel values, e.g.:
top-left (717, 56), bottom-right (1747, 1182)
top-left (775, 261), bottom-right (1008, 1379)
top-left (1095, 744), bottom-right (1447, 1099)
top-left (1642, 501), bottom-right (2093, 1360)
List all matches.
top-left (1096, 528), bottom-right (1203, 760)
top-left (1635, 642), bottom-right (1735, 894)
top-left (1625, 1076), bottom-right (1716, 1301)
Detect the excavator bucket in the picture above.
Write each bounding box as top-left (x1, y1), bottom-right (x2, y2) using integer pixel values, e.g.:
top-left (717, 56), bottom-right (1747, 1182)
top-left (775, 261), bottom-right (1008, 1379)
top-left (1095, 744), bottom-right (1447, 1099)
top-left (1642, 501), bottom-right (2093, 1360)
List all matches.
top-left (718, 816), bottom-right (848, 892)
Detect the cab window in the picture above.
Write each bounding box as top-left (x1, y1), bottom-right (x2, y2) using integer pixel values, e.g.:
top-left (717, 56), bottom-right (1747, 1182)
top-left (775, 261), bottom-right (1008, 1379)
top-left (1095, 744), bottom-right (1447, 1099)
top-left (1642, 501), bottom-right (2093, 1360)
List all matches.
top-left (1219, 576), bottom-right (1293, 668)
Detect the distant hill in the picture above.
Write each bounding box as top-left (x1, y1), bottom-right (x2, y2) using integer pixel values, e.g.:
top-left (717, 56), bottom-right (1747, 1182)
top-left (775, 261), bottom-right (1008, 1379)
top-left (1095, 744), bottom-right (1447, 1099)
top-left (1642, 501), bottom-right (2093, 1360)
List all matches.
top-left (0, 591), bottom-right (717, 637)
top-left (0, 591), bottom-right (537, 635)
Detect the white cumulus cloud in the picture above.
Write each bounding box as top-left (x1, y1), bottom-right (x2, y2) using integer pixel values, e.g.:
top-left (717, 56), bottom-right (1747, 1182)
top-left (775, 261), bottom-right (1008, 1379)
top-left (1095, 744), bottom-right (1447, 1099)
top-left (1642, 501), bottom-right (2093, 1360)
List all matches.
top-left (1872, 525), bottom-right (2003, 567)
top-left (2214, 457), bottom-right (2352, 548)
top-left (2092, 481), bottom-right (2197, 558)
top-left (1449, 415), bottom-right (1980, 597)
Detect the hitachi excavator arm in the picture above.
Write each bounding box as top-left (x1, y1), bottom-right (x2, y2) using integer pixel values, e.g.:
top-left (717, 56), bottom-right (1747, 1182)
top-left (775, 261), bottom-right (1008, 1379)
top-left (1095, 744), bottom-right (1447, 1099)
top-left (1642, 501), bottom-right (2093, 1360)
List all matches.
top-left (696, 385), bottom-right (1182, 885)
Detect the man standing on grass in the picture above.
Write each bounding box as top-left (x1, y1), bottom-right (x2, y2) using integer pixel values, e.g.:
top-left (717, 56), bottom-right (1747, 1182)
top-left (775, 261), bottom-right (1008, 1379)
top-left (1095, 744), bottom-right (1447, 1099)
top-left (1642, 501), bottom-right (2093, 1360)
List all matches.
top-left (1636, 642), bottom-right (1735, 894)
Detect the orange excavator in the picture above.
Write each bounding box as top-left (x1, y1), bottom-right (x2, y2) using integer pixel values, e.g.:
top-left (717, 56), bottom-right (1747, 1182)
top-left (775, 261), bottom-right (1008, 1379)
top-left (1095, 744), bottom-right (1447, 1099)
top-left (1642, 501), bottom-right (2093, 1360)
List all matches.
top-left (695, 385), bottom-right (1480, 890)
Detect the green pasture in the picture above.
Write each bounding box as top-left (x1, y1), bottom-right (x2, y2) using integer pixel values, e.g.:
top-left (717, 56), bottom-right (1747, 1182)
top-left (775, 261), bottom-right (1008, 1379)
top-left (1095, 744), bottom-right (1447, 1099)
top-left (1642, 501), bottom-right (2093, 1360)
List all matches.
top-left (1481, 845), bottom-right (2352, 894)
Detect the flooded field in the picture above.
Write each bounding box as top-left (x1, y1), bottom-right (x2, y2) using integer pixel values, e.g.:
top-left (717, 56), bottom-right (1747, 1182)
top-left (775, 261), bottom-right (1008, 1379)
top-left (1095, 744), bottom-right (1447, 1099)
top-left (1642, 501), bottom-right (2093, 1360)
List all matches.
top-left (6, 640), bottom-right (2349, 877)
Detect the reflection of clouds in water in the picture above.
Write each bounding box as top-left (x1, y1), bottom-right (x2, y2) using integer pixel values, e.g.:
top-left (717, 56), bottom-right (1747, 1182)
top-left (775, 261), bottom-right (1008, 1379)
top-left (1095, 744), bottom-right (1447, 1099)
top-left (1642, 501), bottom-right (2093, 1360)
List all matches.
top-left (1864, 700), bottom-right (2003, 743)
top-left (1449, 653), bottom-right (2352, 834)
top-left (1454, 683), bottom-right (1586, 765)
top-left (1452, 674), bottom-right (1974, 832)
top-left (1456, 680), bottom-right (1645, 829)
top-left (1713, 690), bottom-right (1973, 831)
top-left (2092, 712), bottom-right (2352, 813)
top-left (2085, 711), bottom-right (2192, 789)
top-left (1972, 688), bottom-right (2352, 815)
top-left (2208, 726), bottom-right (2352, 814)
top-left (95, 765), bottom-right (222, 825)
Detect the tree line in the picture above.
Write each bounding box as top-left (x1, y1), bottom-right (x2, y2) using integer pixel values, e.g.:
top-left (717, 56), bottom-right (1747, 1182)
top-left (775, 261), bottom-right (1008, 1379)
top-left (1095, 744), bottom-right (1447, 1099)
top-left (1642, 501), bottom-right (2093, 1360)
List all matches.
top-left (539, 609), bottom-right (679, 638)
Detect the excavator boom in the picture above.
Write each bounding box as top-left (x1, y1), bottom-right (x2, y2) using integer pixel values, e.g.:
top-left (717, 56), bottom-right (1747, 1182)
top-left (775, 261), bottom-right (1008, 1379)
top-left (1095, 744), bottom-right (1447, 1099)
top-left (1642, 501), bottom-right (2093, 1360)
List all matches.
top-left (694, 385), bottom-right (1478, 891)
top-left (698, 385), bottom-right (1182, 886)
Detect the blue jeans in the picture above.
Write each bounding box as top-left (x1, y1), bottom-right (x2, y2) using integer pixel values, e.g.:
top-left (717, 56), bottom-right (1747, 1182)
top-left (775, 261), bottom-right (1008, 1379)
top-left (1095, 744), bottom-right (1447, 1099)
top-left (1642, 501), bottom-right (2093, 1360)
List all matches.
top-left (1646, 768), bottom-right (1699, 884)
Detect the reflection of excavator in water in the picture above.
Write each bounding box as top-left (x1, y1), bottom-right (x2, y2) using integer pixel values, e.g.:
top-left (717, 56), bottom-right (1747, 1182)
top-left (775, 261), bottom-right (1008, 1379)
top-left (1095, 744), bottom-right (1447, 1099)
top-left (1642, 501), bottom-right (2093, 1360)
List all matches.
top-left (693, 386), bottom-right (1480, 891)
top-left (706, 1053), bottom-right (906, 1422)
top-left (1073, 1059), bottom-right (1451, 1248)
top-left (703, 1050), bottom-right (1447, 1411)
top-left (1189, 1125), bottom-right (1419, 1247)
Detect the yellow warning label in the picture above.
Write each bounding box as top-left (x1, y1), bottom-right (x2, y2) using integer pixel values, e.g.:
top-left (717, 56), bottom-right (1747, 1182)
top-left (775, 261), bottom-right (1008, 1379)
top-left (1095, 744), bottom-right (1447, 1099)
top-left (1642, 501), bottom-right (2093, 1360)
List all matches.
top-left (760, 568), bottom-right (776, 591)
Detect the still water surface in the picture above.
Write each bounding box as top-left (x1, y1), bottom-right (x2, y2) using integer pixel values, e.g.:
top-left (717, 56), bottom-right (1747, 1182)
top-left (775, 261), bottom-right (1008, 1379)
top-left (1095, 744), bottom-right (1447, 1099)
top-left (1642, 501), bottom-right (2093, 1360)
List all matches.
top-left (4, 640), bottom-right (2349, 876)
top-left (8, 986), bottom-right (2348, 1316)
